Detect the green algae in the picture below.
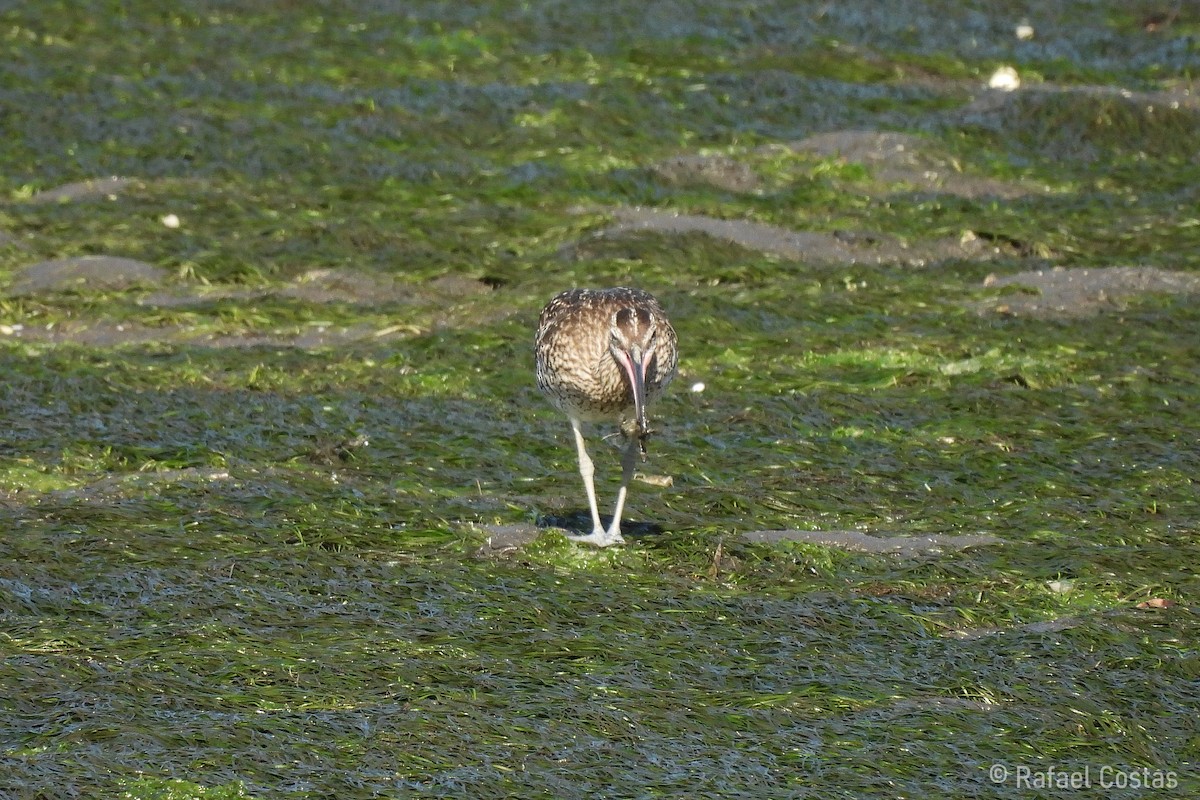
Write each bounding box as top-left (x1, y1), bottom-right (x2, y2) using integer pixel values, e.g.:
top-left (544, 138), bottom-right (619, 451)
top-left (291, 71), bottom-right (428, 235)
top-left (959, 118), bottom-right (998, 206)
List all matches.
top-left (1, 1), bottom-right (1198, 798)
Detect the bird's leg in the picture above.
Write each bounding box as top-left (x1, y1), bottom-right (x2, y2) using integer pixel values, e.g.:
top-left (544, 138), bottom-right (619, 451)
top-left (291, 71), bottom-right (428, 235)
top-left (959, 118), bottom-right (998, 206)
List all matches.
top-left (603, 433), bottom-right (639, 545)
top-left (565, 416), bottom-right (611, 546)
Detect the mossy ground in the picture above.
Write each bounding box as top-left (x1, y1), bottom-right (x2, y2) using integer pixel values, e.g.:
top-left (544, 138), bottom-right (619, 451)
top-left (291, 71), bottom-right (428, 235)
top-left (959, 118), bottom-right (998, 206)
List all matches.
top-left (2, 2), bottom-right (1198, 798)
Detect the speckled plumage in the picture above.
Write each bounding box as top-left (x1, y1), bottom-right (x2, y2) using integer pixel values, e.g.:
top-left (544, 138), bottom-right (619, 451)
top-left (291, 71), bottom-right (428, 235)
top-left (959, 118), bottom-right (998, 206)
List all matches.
top-left (534, 287), bottom-right (678, 546)
top-left (536, 287), bottom-right (677, 428)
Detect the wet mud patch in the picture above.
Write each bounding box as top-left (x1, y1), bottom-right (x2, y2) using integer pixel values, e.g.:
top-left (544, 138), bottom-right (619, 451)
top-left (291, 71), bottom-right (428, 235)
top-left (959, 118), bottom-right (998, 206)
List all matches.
top-left (980, 266), bottom-right (1200, 317)
top-left (142, 269), bottom-right (493, 309)
top-left (742, 529), bottom-right (1000, 557)
top-left (771, 130), bottom-right (1047, 199)
top-left (0, 467), bottom-right (232, 508)
top-left (576, 129), bottom-right (1061, 266)
top-left (575, 205), bottom-right (1009, 267)
top-left (284, 270), bottom-right (491, 305)
top-left (650, 154), bottom-right (762, 193)
top-left (942, 616), bottom-right (1083, 640)
top-left (2, 267), bottom-right (496, 349)
top-left (473, 523), bottom-right (543, 556)
top-left (0, 317), bottom-right (404, 349)
top-left (26, 176), bottom-right (146, 204)
top-left (473, 525), bottom-right (1001, 558)
top-left (646, 129), bottom-right (1046, 199)
top-left (8, 256), bottom-right (168, 296)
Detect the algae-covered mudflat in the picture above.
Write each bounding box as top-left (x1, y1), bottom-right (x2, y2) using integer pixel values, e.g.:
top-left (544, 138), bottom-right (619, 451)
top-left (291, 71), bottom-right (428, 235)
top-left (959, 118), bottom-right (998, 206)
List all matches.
top-left (1, 2), bottom-right (1197, 797)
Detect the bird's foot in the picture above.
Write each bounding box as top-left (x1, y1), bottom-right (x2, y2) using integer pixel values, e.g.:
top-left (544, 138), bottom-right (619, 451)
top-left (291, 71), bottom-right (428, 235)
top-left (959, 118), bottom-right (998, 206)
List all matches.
top-left (566, 527), bottom-right (626, 548)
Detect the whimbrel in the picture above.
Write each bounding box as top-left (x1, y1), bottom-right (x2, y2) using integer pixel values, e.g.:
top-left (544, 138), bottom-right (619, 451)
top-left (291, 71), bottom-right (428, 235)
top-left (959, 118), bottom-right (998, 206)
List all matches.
top-left (535, 287), bottom-right (678, 546)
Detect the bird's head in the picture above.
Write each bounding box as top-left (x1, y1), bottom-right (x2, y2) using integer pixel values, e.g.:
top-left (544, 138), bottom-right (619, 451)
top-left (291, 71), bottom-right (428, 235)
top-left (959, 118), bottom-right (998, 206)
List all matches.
top-left (608, 305), bottom-right (659, 434)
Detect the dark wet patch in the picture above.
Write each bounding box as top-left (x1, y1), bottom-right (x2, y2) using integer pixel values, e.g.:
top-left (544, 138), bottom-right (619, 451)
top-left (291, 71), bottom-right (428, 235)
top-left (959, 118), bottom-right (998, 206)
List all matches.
top-left (537, 512), bottom-right (666, 540)
top-left (473, 518), bottom-right (674, 556)
top-left (981, 266), bottom-right (1200, 317)
top-left (742, 529), bottom-right (1001, 556)
top-left (7, 256), bottom-right (168, 296)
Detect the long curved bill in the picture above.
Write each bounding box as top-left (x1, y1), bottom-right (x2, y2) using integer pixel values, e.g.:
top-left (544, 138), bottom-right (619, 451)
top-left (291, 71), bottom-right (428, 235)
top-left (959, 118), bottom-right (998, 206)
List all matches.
top-left (618, 346), bottom-right (649, 435)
